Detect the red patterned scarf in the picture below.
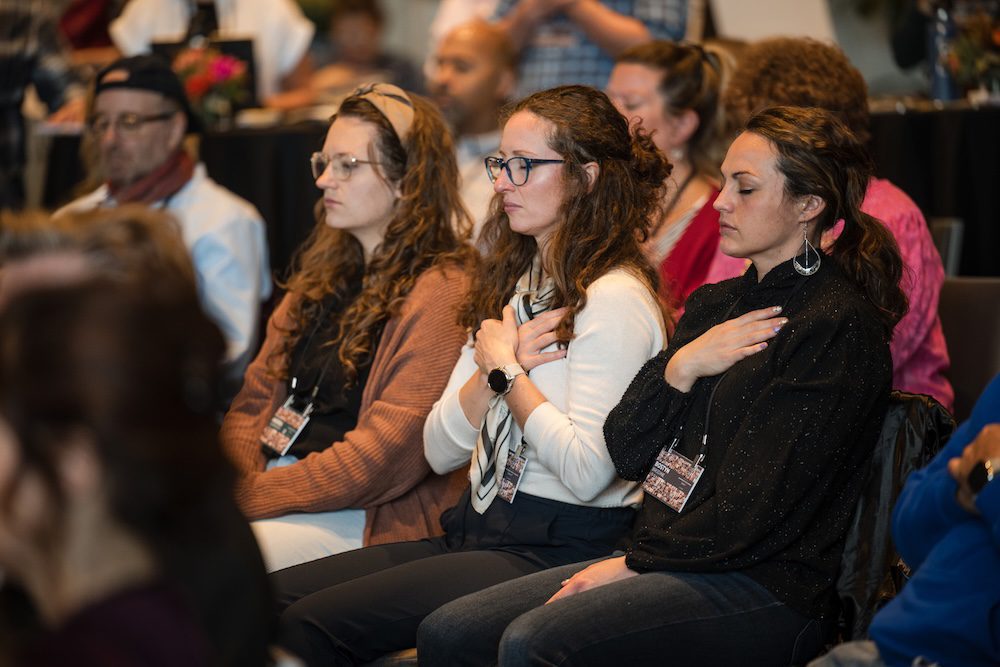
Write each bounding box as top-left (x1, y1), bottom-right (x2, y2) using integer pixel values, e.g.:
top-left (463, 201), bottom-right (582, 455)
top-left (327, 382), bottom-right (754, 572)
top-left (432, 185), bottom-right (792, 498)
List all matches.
top-left (108, 149), bottom-right (195, 205)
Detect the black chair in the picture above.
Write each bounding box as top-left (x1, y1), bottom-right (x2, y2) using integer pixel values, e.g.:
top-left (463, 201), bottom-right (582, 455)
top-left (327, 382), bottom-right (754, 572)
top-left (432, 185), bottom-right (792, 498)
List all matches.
top-left (835, 391), bottom-right (955, 641)
top-left (938, 277), bottom-right (1000, 423)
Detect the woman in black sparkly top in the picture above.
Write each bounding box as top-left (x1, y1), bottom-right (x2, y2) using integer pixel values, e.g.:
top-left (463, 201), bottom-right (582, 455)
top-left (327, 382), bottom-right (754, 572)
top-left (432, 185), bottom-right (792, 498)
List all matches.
top-left (415, 106), bottom-right (907, 667)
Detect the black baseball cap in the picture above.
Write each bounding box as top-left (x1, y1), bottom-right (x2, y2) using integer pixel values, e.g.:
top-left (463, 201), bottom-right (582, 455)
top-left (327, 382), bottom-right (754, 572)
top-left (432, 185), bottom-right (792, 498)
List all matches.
top-left (93, 54), bottom-right (202, 134)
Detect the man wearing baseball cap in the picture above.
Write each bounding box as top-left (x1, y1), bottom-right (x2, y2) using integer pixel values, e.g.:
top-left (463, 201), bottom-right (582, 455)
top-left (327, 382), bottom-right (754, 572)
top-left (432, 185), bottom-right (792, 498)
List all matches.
top-left (58, 55), bottom-right (271, 380)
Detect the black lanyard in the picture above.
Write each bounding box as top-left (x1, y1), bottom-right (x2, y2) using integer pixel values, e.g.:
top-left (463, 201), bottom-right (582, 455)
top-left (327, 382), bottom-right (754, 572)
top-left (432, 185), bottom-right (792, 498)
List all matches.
top-left (287, 299), bottom-right (340, 408)
top-left (690, 271), bottom-right (811, 467)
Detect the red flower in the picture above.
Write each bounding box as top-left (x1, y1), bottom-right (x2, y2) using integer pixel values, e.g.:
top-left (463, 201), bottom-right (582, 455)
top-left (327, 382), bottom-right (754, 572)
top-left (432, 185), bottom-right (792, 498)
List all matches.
top-left (185, 72), bottom-right (214, 100)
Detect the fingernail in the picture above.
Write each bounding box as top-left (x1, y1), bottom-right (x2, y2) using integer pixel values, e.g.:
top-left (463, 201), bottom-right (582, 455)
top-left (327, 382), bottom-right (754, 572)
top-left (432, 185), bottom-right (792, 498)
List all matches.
top-left (772, 306), bottom-right (782, 313)
top-left (774, 318), bottom-right (788, 332)
top-left (759, 342), bottom-right (768, 350)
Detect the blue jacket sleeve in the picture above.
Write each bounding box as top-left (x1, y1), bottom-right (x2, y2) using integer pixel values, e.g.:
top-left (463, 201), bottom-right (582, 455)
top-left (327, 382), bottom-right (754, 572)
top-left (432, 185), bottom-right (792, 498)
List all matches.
top-left (892, 374), bottom-right (1000, 568)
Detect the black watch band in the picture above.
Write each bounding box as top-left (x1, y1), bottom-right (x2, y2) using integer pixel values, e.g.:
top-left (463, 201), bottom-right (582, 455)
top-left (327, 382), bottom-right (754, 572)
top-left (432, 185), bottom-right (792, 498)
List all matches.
top-left (968, 458), bottom-right (998, 496)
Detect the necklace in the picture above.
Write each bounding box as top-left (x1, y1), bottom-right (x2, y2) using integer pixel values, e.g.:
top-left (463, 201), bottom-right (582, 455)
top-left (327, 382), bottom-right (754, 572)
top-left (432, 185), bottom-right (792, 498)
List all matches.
top-left (650, 169), bottom-right (698, 241)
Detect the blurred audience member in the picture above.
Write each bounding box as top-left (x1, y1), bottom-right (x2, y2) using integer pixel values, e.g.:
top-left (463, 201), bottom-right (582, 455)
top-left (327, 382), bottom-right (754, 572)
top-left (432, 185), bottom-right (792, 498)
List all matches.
top-left (0, 0), bottom-right (86, 211)
top-left (56, 55), bottom-right (271, 380)
top-left (607, 41), bottom-right (743, 311)
top-left (723, 37), bottom-right (953, 409)
top-left (427, 0), bottom-right (500, 66)
top-left (810, 373), bottom-right (1000, 667)
top-left (58, 0), bottom-right (126, 68)
top-left (313, 0), bottom-right (422, 95)
top-left (220, 84), bottom-right (475, 572)
top-left (0, 207), bottom-right (273, 667)
top-left (109, 0), bottom-right (314, 101)
top-left (429, 19), bottom-right (516, 241)
top-left (494, 0), bottom-right (694, 98)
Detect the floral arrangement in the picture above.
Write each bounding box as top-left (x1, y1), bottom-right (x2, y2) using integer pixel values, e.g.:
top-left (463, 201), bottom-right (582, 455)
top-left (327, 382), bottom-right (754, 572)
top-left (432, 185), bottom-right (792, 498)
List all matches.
top-left (172, 46), bottom-right (249, 127)
top-left (946, 9), bottom-right (1000, 95)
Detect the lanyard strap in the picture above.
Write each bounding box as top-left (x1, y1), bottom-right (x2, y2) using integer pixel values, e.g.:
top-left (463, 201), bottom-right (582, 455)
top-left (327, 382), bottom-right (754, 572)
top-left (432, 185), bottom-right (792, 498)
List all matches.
top-left (692, 272), bottom-right (811, 465)
top-left (288, 299), bottom-right (340, 406)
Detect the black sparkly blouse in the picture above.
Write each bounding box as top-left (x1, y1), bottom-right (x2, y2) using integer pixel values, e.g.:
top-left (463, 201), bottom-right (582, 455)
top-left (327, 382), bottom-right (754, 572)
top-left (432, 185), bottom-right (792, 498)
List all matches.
top-left (604, 255), bottom-right (892, 622)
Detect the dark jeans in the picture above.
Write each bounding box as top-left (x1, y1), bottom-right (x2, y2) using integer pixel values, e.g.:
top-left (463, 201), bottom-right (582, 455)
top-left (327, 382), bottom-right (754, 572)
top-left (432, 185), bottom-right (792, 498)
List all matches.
top-left (418, 558), bottom-right (826, 667)
top-left (272, 491), bottom-right (634, 666)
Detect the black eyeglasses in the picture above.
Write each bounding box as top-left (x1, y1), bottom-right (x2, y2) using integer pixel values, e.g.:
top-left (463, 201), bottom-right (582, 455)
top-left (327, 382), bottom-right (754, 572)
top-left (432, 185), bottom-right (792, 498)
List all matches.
top-left (484, 156), bottom-right (564, 186)
top-left (86, 111), bottom-right (176, 135)
top-left (310, 152), bottom-right (380, 180)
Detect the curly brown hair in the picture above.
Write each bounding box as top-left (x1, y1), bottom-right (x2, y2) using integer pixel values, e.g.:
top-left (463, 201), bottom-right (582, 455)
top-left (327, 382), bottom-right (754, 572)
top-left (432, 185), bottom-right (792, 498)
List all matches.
top-left (746, 106), bottom-right (906, 333)
top-left (460, 85), bottom-right (670, 340)
top-left (276, 91), bottom-right (476, 385)
top-left (616, 41), bottom-right (728, 178)
top-left (723, 37), bottom-right (870, 144)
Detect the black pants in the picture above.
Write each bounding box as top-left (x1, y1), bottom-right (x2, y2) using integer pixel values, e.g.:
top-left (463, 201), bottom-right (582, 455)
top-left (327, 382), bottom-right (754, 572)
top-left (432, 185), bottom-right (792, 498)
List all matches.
top-left (272, 490), bottom-right (635, 667)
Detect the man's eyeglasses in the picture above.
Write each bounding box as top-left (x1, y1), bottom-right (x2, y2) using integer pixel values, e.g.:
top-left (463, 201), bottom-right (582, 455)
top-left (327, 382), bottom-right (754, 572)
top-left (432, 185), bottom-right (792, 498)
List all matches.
top-left (484, 156), bottom-right (565, 186)
top-left (310, 152), bottom-right (380, 181)
top-left (86, 112), bottom-right (176, 135)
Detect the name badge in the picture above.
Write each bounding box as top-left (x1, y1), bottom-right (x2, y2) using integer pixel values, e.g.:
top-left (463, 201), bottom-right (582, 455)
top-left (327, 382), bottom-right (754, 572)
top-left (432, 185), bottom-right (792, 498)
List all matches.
top-left (643, 445), bottom-right (705, 513)
top-left (497, 443), bottom-right (528, 503)
top-left (260, 395), bottom-right (313, 457)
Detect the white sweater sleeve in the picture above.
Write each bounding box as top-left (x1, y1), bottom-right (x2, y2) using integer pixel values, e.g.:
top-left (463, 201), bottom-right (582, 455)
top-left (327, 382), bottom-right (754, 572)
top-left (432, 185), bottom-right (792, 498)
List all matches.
top-left (522, 273), bottom-right (664, 502)
top-left (423, 340), bottom-right (480, 474)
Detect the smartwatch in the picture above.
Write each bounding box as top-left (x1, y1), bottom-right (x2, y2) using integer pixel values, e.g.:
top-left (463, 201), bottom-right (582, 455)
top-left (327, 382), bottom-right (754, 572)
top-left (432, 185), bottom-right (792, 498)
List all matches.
top-left (968, 458), bottom-right (1000, 496)
top-left (487, 363), bottom-right (525, 395)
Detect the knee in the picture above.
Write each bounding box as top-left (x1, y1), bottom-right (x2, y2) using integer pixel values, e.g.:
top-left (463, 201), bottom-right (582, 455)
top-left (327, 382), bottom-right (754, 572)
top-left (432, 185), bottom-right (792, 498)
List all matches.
top-left (277, 600), bottom-right (348, 667)
top-left (417, 599), bottom-right (490, 666)
top-left (498, 612), bottom-right (560, 667)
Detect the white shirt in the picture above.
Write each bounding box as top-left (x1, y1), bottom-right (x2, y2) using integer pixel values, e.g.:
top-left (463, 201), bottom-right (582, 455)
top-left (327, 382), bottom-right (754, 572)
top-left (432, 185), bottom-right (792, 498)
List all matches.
top-left (109, 0), bottom-right (314, 99)
top-left (455, 130), bottom-right (500, 245)
top-left (424, 268), bottom-right (665, 509)
top-left (58, 164), bottom-right (272, 373)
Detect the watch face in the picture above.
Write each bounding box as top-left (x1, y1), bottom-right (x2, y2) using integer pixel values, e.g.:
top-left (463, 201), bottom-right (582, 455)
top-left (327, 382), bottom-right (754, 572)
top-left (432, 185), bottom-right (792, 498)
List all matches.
top-left (968, 461), bottom-right (990, 495)
top-left (487, 368), bottom-right (508, 394)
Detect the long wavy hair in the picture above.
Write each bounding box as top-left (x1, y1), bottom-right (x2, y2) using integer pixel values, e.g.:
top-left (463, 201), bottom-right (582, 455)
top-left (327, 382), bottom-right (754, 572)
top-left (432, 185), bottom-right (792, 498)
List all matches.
top-left (275, 92), bottom-right (476, 384)
top-left (745, 106), bottom-right (907, 334)
top-left (616, 41), bottom-right (728, 178)
top-left (460, 85), bottom-right (670, 340)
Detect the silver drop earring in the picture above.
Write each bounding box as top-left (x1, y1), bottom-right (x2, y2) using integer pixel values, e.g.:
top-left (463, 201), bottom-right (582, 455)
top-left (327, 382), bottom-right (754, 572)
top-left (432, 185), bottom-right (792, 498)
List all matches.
top-left (793, 226), bottom-right (821, 276)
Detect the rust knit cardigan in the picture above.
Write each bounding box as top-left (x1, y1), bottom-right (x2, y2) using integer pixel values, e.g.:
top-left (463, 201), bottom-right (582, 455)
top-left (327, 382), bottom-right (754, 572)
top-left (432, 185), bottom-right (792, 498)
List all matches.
top-left (220, 264), bottom-right (470, 546)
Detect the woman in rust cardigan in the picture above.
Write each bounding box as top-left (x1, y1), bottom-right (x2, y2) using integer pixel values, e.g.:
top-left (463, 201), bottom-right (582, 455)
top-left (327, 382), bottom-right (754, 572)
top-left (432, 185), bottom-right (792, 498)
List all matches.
top-left (220, 83), bottom-right (476, 571)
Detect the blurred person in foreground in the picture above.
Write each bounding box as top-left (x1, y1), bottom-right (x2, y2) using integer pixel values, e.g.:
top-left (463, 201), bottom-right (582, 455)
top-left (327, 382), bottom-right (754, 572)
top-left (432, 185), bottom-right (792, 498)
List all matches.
top-left (0, 206), bottom-right (272, 667)
top-left (723, 36), bottom-right (952, 409)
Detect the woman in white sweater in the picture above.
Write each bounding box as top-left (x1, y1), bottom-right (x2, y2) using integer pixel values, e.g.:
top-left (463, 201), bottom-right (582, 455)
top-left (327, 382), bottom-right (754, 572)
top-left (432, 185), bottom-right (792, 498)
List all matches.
top-left (271, 85), bottom-right (670, 666)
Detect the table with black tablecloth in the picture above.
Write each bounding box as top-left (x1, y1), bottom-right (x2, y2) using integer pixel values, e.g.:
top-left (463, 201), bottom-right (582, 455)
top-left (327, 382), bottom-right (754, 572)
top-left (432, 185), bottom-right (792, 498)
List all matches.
top-left (43, 106), bottom-right (1000, 276)
top-left (869, 105), bottom-right (1000, 278)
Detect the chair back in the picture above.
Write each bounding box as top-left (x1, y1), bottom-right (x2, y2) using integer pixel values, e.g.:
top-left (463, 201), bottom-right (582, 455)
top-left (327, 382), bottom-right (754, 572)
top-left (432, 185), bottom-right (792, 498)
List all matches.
top-left (928, 217), bottom-right (964, 277)
top-left (938, 277), bottom-right (1000, 422)
top-left (836, 391), bottom-right (955, 640)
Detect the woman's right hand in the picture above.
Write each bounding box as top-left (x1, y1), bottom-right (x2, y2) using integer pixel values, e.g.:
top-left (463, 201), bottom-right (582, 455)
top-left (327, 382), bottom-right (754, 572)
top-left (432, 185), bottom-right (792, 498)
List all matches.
top-left (665, 306), bottom-right (787, 392)
top-left (515, 306), bottom-right (569, 372)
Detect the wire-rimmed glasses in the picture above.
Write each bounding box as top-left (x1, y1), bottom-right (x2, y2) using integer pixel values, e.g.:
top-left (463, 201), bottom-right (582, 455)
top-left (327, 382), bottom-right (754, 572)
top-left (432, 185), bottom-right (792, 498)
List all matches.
top-left (310, 152), bottom-right (380, 180)
top-left (86, 111), bottom-right (176, 135)
top-left (484, 156), bottom-right (565, 186)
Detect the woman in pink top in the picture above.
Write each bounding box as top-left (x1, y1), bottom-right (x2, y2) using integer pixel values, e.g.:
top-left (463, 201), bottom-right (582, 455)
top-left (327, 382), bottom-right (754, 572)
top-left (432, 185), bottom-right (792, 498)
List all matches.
top-left (720, 37), bottom-right (952, 408)
top-left (606, 41), bottom-right (745, 313)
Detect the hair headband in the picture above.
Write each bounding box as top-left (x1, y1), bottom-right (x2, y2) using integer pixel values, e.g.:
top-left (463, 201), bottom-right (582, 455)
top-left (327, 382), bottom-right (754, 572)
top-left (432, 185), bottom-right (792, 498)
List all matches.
top-left (349, 82), bottom-right (415, 141)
